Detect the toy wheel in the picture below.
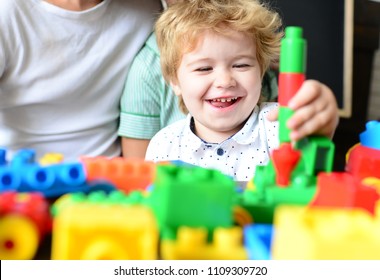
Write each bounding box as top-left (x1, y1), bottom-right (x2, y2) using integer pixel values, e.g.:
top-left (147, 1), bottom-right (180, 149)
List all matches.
top-left (0, 215), bottom-right (39, 259)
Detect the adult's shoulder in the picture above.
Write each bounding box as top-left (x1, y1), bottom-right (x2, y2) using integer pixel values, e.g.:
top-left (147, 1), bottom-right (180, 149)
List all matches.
top-left (130, 32), bottom-right (159, 68)
top-left (144, 33), bottom-right (160, 56)
top-left (0, 0), bottom-right (31, 52)
top-left (0, 0), bottom-right (17, 10)
top-left (0, 0), bottom-right (23, 21)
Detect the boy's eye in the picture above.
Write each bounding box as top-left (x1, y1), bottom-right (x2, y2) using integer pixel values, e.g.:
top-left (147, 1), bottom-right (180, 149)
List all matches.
top-left (233, 64), bottom-right (250, 68)
top-left (195, 66), bottom-right (212, 72)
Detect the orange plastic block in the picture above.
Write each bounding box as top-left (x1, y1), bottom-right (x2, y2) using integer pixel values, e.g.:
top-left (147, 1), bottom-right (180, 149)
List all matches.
top-left (311, 172), bottom-right (379, 214)
top-left (52, 200), bottom-right (158, 260)
top-left (272, 205), bottom-right (380, 259)
top-left (161, 226), bottom-right (248, 260)
top-left (81, 157), bottom-right (156, 193)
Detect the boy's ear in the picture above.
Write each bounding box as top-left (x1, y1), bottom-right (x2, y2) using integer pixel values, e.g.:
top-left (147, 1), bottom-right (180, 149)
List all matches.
top-left (170, 81), bottom-right (182, 96)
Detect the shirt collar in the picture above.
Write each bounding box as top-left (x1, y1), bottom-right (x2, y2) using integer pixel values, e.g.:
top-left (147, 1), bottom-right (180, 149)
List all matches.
top-left (183, 106), bottom-right (261, 149)
top-left (231, 106), bottom-right (260, 145)
top-left (183, 114), bottom-right (204, 150)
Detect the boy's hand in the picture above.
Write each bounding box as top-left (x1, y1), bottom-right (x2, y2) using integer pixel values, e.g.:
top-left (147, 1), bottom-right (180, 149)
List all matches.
top-left (268, 80), bottom-right (339, 141)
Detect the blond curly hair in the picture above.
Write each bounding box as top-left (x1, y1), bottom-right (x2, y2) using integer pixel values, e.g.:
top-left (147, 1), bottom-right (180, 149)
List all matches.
top-left (155, 0), bottom-right (283, 114)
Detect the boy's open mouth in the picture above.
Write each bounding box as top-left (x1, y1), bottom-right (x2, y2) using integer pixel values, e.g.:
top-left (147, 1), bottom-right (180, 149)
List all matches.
top-left (207, 97), bottom-right (240, 108)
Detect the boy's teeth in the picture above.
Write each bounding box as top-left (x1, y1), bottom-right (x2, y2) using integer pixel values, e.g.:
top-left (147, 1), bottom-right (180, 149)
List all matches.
top-left (212, 97), bottom-right (237, 102)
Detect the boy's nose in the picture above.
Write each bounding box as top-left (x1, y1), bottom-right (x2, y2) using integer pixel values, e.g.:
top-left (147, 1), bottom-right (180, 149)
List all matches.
top-left (215, 71), bottom-right (237, 88)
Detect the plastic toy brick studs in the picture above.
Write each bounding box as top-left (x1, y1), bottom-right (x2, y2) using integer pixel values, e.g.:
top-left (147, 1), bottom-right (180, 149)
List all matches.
top-left (9, 149), bottom-right (35, 167)
top-left (81, 157), bottom-right (156, 194)
top-left (39, 153), bottom-right (64, 165)
top-left (161, 226), bottom-right (247, 260)
top-left (0, 149), bottom-right (116, 198)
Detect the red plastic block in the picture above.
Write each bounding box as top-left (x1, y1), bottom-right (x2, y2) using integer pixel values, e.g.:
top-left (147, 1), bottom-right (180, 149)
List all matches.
top-left (272, 143), bottom-right (301, 187)
top-left (311, 172), bottom-right (379, 215)
top-left (346, 144), bottom-right (380, 180)
top-left (81, 157), bottom-right (156, 193)
top-left (0, 191), bottom-right (52, 238)
top-left (278, 73), bottom-right (305, 106)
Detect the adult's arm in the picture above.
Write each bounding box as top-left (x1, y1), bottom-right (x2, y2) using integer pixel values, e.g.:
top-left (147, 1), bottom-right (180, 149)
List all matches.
top-left (121, 138), bottom-right (150, 158)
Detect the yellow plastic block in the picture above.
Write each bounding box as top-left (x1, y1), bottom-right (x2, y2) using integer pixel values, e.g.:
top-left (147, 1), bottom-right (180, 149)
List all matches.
top-left (161, 226), bottom-right (248, 260)
top-left (52, 204), bottom-right (158, 260)
top-left (272, 204), bottom-right (380, 259)
top-left (363, 177), bottom-right (380, 193)
top-left (0, 215), bottom-right (39, 260)
top-left (39, 153), bottom-right (64, 165)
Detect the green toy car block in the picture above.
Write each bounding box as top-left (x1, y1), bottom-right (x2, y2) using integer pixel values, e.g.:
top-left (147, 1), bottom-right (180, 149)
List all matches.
top-left (148, 164), bottom-right (237, 240)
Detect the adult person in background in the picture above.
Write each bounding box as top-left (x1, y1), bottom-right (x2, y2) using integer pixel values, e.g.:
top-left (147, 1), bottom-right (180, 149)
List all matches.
top-left (0, 0), bottom-right (162, 161)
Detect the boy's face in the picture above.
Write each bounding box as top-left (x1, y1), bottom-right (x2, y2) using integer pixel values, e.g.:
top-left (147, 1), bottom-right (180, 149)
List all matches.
top-left (171, 30), bottom-right (262, 142)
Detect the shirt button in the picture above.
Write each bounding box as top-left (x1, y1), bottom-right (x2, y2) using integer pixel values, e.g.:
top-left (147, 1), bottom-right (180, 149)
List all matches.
top-left (217, 148), bottom-right (224, 156)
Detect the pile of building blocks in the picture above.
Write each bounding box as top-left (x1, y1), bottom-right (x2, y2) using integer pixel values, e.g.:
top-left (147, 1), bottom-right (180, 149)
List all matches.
top-left (1, 26), bottom-right (379, 260)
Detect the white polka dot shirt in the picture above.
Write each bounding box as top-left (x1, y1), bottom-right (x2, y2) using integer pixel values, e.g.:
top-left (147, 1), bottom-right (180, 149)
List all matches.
top-left (145, 102), bottom-right (279, 182)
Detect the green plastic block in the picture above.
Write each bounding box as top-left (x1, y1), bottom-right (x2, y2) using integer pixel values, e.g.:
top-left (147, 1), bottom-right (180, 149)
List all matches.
top-left (242, 156), bottom-right (317, 224)
top-left (295, 136), bottom-right (336, 176)
top-left (279, 26), bottom-right (307, 73)
top-left (279, 106), bottom-right (294, 143)
top-left (148, 165), bottom-right (237, 240)
top-left (240, 192), bottom-right (275, 224)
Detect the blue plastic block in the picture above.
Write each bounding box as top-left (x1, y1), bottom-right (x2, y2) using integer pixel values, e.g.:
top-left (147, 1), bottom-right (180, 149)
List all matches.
top-left (0, 161), bottom-right (115, 198)
top-left (360, 121), bottom-right (380, 150)
top-left (0, 149), bottom-right (6, 165)
top-left (244, 224), bottom-right (273, 260)
top-left (10, 149), bottom-right (36, 167)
